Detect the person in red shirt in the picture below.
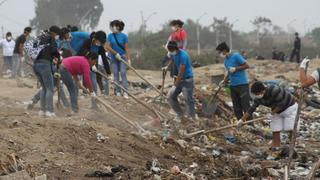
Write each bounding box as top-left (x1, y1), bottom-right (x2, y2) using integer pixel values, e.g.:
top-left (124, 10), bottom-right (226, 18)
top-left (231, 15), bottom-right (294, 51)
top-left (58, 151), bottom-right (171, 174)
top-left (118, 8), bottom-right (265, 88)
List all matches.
top-left (163, 20), bottom-right (188, 78)
top-left (59, 52), bottom-right (98, 113)
top-left (168, 19), bottom-right (188, 50)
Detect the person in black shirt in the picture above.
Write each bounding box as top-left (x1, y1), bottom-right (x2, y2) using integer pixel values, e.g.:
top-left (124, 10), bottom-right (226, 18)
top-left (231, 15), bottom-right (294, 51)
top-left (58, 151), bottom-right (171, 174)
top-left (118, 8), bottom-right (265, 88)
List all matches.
top-left (33, 25), bottom-right (61, 118)
top-left (290, 32), bottom-right (301, 63)
top-left (12, 27), bottom-right (32, 78)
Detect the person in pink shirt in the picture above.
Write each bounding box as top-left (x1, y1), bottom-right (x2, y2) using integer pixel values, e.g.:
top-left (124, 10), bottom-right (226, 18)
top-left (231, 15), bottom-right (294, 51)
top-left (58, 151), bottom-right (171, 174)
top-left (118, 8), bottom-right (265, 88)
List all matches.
top-left (59, 52), bottom-right (98, 113)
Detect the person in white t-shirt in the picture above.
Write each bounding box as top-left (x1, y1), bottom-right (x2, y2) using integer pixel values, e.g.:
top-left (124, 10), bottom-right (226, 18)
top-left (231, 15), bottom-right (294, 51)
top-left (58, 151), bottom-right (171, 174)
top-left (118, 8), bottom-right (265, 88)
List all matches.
top-left (0, 32), bottom-right (15, 75)
top-left (300, 58), bottom-right (320, 88)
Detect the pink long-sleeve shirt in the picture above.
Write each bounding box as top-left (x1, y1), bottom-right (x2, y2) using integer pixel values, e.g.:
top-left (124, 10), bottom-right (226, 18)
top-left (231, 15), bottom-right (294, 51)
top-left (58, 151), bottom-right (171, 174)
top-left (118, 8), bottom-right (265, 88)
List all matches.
top-left (62, 56), bottom-right (92, 90)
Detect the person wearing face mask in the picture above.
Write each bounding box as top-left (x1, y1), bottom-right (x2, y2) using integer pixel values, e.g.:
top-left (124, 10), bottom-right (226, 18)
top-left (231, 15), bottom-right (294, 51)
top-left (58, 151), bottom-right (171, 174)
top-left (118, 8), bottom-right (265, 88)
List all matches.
top-left (12, 27), bottom-right (32, 78)
top-left (165, 41), bottom-right (196, 122)
top-left (107, 20), bottom-right (131, 98)
top-left (163, 20), bottom-right (188, 79)
top-left (216, 42), bottom-right (251, 121)
top-left (239, 81), bottom-right (298, 149)
top-left (57, 27), bottom-right (75, 55)
top-left (78, 31), bottom-right (112, 96)
top-left (33, 25), bottom-right (61, 118)
top-left (0, 32), bottom-right (15, 75)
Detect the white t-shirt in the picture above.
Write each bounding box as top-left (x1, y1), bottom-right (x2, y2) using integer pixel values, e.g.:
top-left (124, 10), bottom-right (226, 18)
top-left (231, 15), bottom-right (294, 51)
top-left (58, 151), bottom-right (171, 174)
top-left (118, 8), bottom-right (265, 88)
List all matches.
top-left (0, 39), bottom-right (15, 56)
top-left (311, 70), bottom-right (319, 82)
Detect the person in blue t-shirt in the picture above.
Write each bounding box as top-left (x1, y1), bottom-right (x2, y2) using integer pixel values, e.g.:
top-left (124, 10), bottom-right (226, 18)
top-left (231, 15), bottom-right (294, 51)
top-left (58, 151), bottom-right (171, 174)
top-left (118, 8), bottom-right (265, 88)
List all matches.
top-left (107, 20), bottom-right (131, 98)
top-left (216, 42), bottom-right (251, 120)
top-left (165, 41), bottom-right (196, 121)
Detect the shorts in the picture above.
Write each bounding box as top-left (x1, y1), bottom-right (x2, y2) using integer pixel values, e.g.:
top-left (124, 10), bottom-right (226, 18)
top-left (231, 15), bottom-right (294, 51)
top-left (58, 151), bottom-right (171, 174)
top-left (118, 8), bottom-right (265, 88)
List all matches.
top-left (270, 103), bottom-right (299, 132)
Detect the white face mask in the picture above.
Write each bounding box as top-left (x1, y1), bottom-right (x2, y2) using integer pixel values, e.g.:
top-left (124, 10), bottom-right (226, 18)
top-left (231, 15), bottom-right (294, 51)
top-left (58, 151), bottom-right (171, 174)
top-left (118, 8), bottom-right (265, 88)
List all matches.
top-left (220, 53), bottom-right (226, 58)
top-left (253, 94), bottom-right (264, 99)
top-left (6, 37), bottom-right (12, 41)
top-left (171, 26), bottom-right (177, 32)
top-left (55, 35), bottom-right (60, 40)
top-left (95, 42), bottom-right (102, 47)
top-left (111, 26), bottom-right (119, 33)
top-left (170, 51), bottom-right (177, 56)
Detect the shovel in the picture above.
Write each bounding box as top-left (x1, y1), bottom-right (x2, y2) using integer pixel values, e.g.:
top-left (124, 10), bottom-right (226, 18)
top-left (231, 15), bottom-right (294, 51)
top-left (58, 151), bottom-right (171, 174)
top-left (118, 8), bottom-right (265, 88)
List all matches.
top-left (159, 67), bottom-right (168, 109)
top-left (202, 72), bottom-right (230, 116)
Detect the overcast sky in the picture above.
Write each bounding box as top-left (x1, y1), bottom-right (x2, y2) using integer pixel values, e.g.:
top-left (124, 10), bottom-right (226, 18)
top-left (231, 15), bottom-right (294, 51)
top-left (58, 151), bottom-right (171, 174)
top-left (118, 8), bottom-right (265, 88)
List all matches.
top-left (0, 0), bottom-right (319, 36)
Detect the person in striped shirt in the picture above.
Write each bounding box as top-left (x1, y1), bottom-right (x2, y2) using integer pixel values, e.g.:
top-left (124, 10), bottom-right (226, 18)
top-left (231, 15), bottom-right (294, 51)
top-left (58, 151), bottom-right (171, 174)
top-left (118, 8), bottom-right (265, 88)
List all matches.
top-left (239, 81), bottom-right (298, 148)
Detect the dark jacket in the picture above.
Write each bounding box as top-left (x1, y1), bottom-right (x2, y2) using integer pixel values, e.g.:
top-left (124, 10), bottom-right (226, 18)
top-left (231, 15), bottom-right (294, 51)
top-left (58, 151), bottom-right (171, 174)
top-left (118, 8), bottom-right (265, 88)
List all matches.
top-left (37, 32), bottom-right (60, 62)
top-left (294, 37), bottom-right (301, 50)
top-left (78, 39), bottom-right (111, 74)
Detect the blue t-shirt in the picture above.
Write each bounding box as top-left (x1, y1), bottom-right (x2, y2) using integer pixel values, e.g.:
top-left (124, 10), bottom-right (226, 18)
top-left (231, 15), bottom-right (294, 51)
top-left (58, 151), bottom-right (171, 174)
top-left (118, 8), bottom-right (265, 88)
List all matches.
top-left (224, 52), bottom-right (248, 86)
top-left (70, 31), bottom-right (90, 54)
top-left (170, 50), bottom-right (193, 80)
top-left (107, 33), bottom-right (128, 59)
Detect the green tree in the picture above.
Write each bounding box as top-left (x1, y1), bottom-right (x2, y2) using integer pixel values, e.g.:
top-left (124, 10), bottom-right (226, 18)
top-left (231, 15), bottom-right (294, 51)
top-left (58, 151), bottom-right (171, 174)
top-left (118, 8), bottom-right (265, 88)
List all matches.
top-left (31, 0), bottom-right (103, 32)
top-left (309, 27), bottom-right (320, 47)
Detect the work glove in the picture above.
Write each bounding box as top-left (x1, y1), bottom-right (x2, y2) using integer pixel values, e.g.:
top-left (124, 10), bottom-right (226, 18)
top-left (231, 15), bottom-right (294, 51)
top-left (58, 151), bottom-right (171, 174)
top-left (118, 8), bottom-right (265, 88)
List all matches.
top-left (106, 74), bottom-right (113, 80)
top-left (115, 53), bottom-right (122, 61)
top-left (91, 65), bottom-right (98, 72)
top-left (237, 119), bottom-right (244, 129)
top-left (300, 58), bottom-right (310, 69)
top-left (54, 72), bottom-right (61, 78)
top-left (21, 57), bottom-right (25, 62)
top-left (128, 59), bottom-right (132, 66)
top-left (167, 52), bottom-right (171, 58)
top-left (162, 66), bottom-right (168, 72)
top-left (228, 67), bottom-right (236, 74)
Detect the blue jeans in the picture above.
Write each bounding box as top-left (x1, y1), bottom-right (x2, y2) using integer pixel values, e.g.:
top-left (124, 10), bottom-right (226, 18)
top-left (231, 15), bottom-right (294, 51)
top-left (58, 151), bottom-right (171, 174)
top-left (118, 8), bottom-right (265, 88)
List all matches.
top-left (32, 81), bottom-right (69, 108)
top-left (98, 65), bottom-right (109, 95)
top-left (33, 61), bottom-right (54, 112)
top-left (168, 78), bottom-right (195, 118)
top-left (60, 67), bottom-right (78, 112)
top-left (90, 71), bottom-right (98, 109)
top-left (112, 59), bottom-right (128, 93)
top-left (12, 53), bottom-right (22, 78)
top-left (3, 56), bottom-right (13, 72)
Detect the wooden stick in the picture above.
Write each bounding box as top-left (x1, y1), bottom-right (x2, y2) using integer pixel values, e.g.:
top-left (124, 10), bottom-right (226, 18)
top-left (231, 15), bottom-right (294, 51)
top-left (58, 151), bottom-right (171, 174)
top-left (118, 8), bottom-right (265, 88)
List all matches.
top-left (286, 61), bottom-right (309, 178)
top-left (118, 58), bottom-right (162, 95)
top-left (185, 117), bottom-right (266, 138)
top-left (96, 70), bottom-right (164, 120)
top-left (306, 159), bottom-right (320, 180)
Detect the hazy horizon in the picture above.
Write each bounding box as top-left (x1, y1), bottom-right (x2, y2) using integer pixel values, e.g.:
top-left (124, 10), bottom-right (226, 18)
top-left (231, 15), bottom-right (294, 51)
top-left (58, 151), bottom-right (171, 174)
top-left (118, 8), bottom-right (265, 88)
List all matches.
top-left (0, 0), bottom-right (319, 36)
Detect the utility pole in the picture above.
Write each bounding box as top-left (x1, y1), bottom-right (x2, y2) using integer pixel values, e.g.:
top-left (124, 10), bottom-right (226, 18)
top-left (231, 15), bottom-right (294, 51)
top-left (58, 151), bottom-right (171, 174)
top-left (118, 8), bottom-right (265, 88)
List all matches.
top-left (196, 12), bottom-right (207, 56)
top-left (140, 11), bottom-right (157, 37)
top-left (287, 19), bottom-right (296, 44)
top-left (229, 19), bottom-right (238, 51)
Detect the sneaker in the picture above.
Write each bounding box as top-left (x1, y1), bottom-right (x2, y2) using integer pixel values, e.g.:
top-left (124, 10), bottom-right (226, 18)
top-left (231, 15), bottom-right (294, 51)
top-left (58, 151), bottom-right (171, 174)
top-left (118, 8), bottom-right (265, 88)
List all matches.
top-left (45, 111), bottom-right (56, 118)
top-left (123, 92), bottom-right (129, 99)
top-left (38, 110), bottom-right (45, 117)
top-left (116, 92), bottom-right (121, 97)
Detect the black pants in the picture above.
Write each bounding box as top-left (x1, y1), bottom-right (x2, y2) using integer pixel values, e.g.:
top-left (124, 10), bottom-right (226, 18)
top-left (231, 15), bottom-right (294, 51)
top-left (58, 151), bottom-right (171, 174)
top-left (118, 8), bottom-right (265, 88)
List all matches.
top-left (230, 84), bottom-right (251, 120)
top-left (290, 49), bottom-right (300, 63)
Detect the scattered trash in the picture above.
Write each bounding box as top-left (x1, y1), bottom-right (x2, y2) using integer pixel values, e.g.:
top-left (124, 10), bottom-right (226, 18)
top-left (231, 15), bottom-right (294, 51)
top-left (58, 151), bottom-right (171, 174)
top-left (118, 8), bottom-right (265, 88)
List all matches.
top-left (170, 165), bottom-right (181, 175)
top-left (146, 159), bottom-right (161, 174)
top-left (96, 133), bottom-right (108, 142)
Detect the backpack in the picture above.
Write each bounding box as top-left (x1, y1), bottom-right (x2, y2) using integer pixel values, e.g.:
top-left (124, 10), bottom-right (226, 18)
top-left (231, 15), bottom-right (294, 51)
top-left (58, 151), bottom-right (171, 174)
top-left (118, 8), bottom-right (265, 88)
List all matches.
top-left (24, 31), bottom-right (49, 61)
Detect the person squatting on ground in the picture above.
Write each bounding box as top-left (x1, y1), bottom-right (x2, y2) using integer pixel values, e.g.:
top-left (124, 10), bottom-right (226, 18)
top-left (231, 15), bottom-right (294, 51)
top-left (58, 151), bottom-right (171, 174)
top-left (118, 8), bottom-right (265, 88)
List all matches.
top-left (216, 42), bottom-right (251, 120)
top-left (33, 26), bottom-right (61, 117)
top-left (165, 41), bottom-right (196, 122)
top-left (0, 32), bottom-right (15, 75)
top-left (12, 27), bottom-right (32, 78)
top-left (299, 58), bottom-right (320, 88)
top-left (238, 81), bottom-right (298, 149)
top-left (107, 20), bottom-right (131, 99)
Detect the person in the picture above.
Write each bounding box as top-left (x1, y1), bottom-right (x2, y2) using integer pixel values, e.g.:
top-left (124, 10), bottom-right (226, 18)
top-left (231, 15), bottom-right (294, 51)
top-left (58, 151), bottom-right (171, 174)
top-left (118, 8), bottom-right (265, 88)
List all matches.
top-left (299, 58), bottom-right (319, 88)
top-left (164, 19), bottom-right (188, 78)
top-left (69, 30), bottom-right (90, 55)
top-left (290, 32), bottom-right (301, 63)
top-left (0, 32), bottom-right (15, 75)
top-left (12, 27), bottom-right (32, 78)
top-left (78, 31), bottom-right (112, 97)
top-left (239, 81), bottom-right (298, 148)
top-left (33, 26), bottom-right (61, 117)
top-left (165, 41), bottom-right (195, 121)
top-left (58, 52), bottom-right (98, 113)
top-left (57, 27), bottom-right (74, 54)
top-left (216, 42), bottom-right (251, 120)
top-left (107, 20), bottom-right (131, 98)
